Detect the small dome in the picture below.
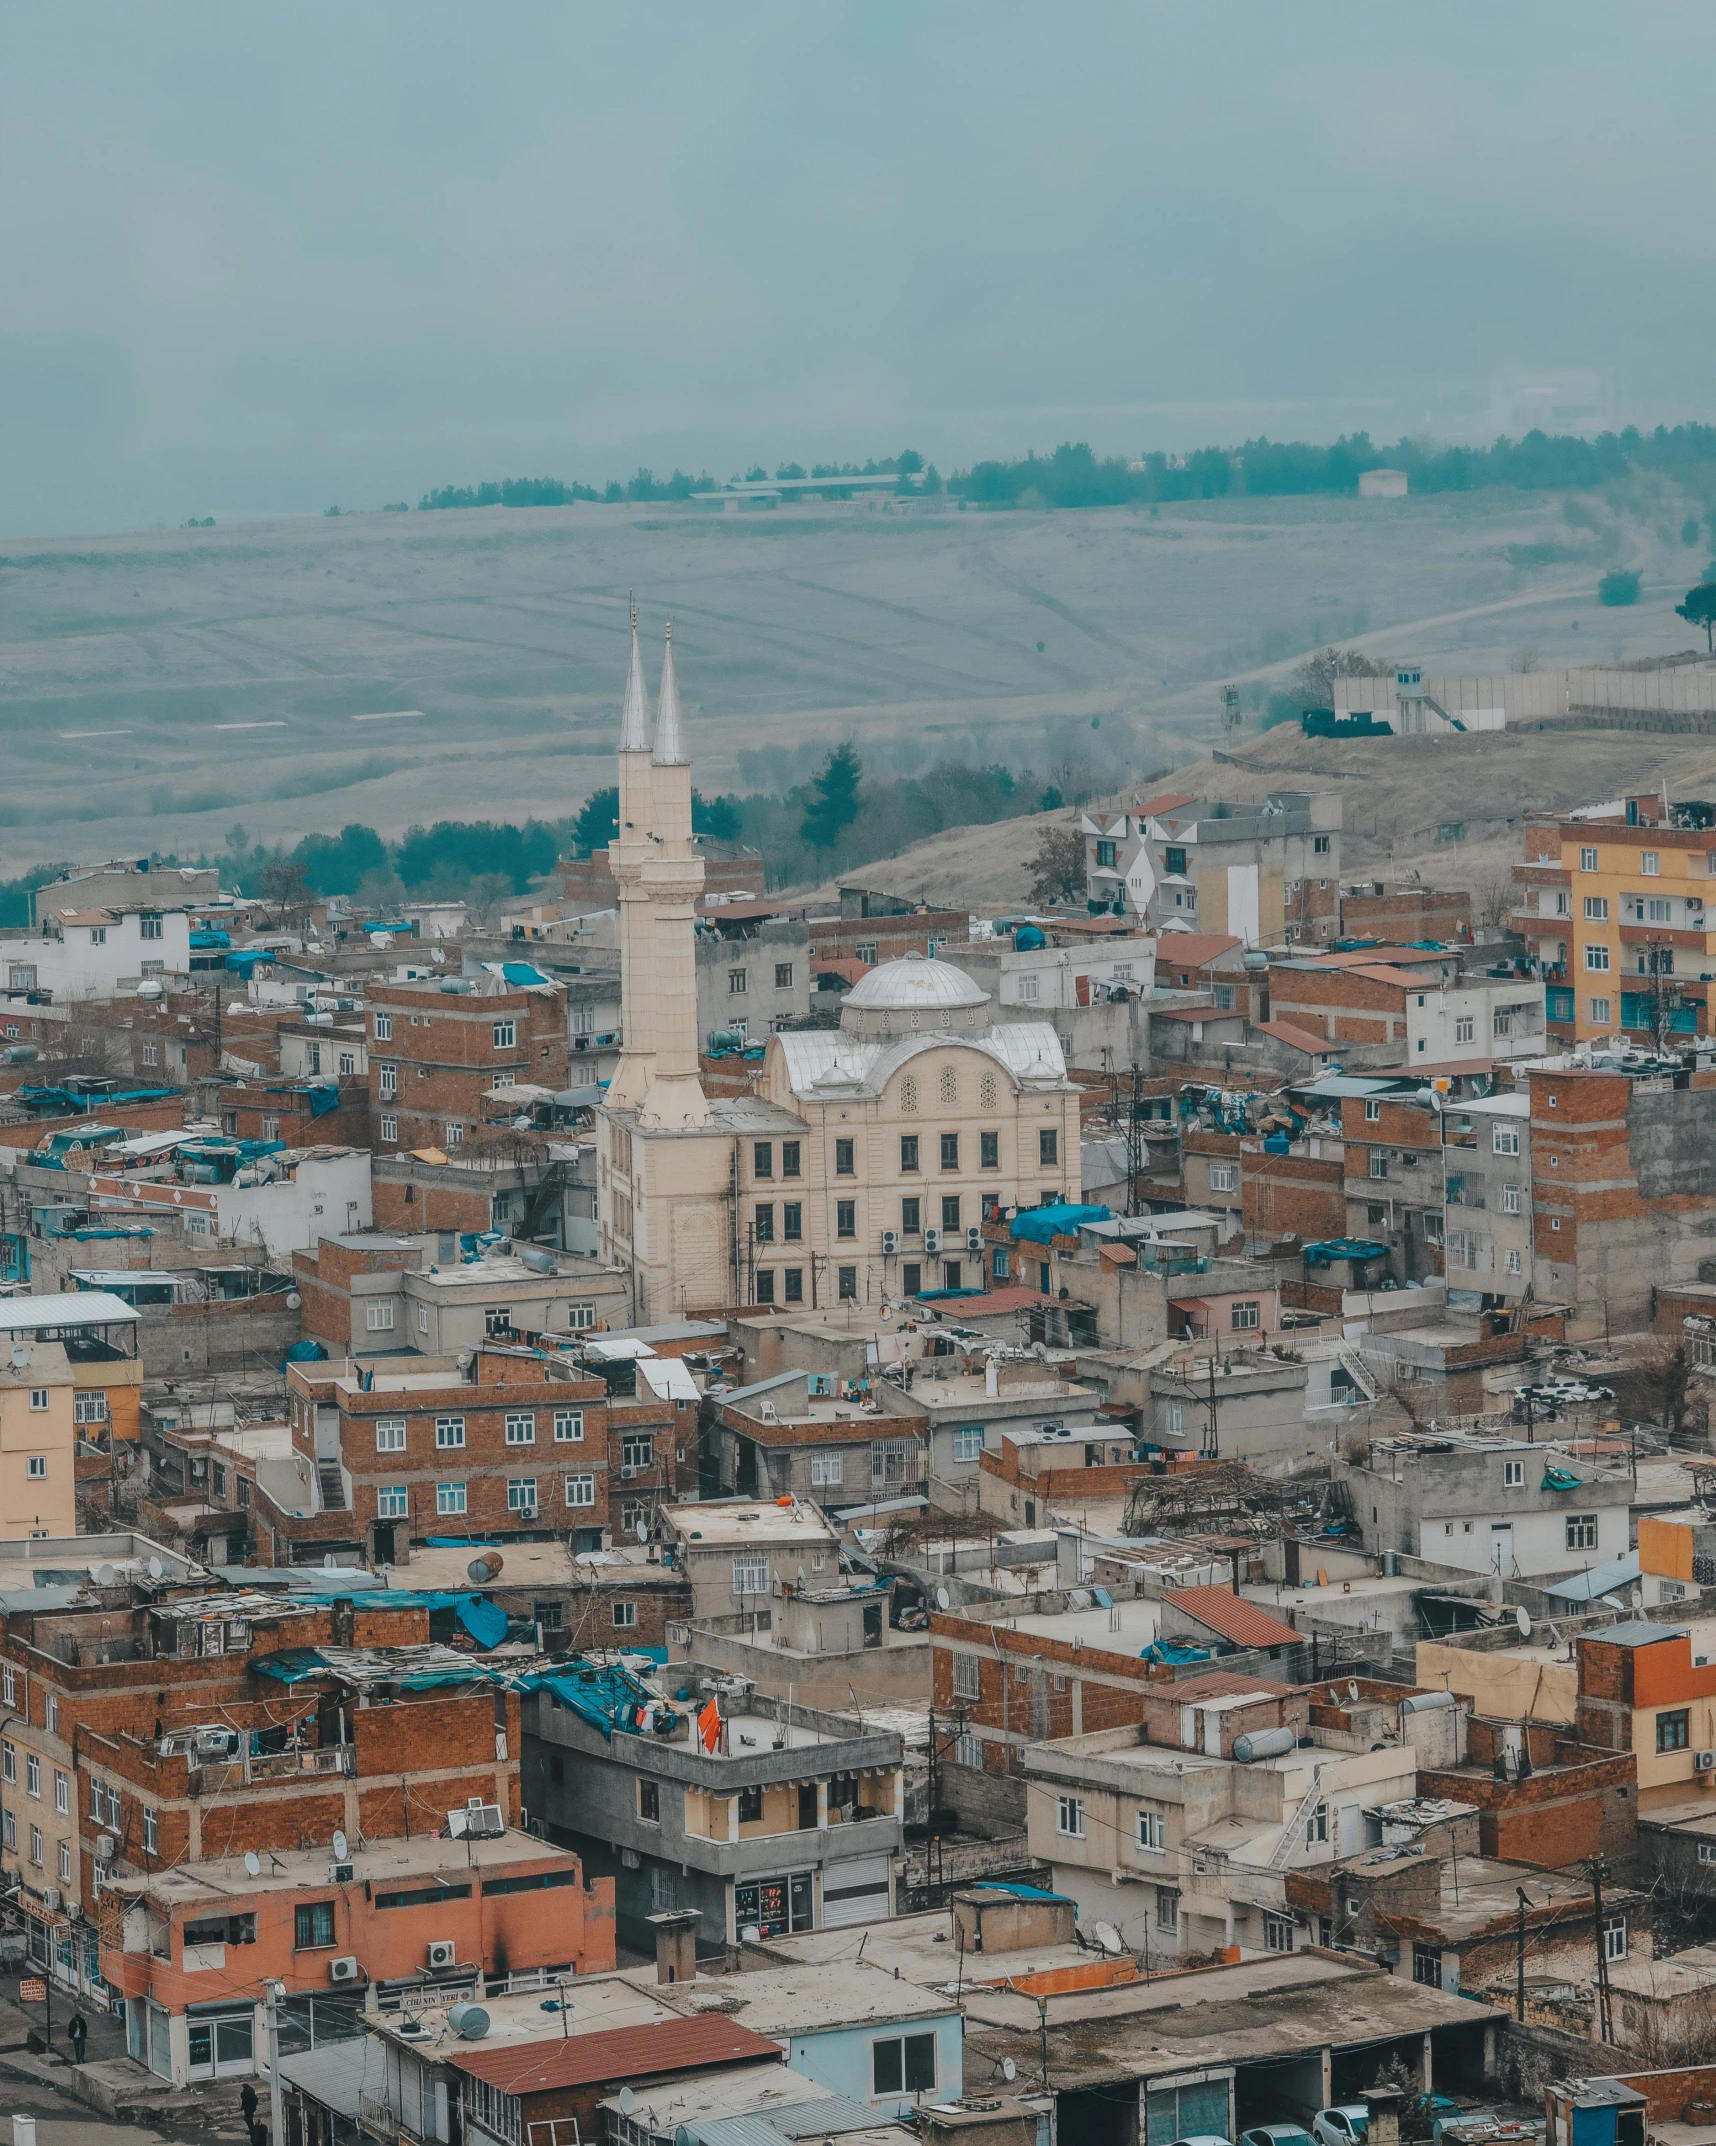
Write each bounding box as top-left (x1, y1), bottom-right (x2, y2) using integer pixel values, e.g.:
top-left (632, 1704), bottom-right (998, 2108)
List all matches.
top-left (845, 955), bottom-right (987, 1013)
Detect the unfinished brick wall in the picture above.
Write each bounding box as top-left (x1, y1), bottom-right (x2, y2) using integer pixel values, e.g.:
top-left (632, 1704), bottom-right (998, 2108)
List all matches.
top-left (368, 983), bottom-right (570, 1153)
top-left (1243, 1146), bottom-right (1347, 1243)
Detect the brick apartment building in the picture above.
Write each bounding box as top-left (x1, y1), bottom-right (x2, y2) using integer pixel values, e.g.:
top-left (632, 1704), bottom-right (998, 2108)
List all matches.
top-left (1265, 951), bottom-right (1545, 1072)
top-left (1339, 882), bottom-right (1473, 944)
top-left (212, 1074), bottom-right (371, 1150)
top-left (1528, 1064), bottom-right (1716, 1334)
top-left (270, 1343), bottom-right (681, 1567)
top-left (1241, 1140), bottom-right (1347, 1247)
top-left (1341, 1089), bottom-right (1447, 1282)
top-left (369, 978), bottom-right (569, 1156)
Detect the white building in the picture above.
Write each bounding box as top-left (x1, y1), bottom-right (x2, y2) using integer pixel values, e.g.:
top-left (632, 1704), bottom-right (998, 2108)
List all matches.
top-left (3, 901), bottom-right (193, 1001)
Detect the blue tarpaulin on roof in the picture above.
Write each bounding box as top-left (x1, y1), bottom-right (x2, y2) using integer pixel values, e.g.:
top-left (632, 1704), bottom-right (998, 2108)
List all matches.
top-left (225, 949), bottom-right (271, 972)
top-left (502, 962), bottom-right (550, 986)
top-left (253, 1645), bottom-right (498, 1688)
top-left (190, 929), bottom-right (231, 949)
top-left (1541, 1465), bottom-right (1583, 1491)
top-left (539, 1661), bottom-right (662, 1739)
top-left (302, 1084), bottom-right (341, 1117)
top-left (423, 1593), bottom-right (510, 1648)
top-left (1139, 1640), bottom-right (1216, 1664)
top-left (280, 1339), bottom-right (327, 1370)
top-left (1009, 1202), bottom-right (1109, 1244)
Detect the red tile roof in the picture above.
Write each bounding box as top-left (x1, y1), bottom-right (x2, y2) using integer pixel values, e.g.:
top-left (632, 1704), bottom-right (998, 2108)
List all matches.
top-left (450, 2017), bottom-right (782, 2094)
top-left (1168, 1585), bottom-right (1300, 1651)
top-left (1137, 790), bottom-right (1198, 817)
top-left (1156, 934), bottom-right (1243, 970)
top-left (1254, 1018), bottom-right (1335, 1055)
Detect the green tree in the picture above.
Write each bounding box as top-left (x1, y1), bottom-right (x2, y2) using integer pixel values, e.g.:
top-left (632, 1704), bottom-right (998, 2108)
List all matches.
top-left (1676, 583), bottom-right (1716, 652)
top-left (801, 743), bottom-right (863, 850)
top-left (572, 787), bottom-right (620, 855)
top-left (1026, 822), bottom-right (1087, 906)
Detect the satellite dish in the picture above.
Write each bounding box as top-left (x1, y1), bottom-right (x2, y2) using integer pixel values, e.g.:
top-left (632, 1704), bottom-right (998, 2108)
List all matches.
top-left (1347, 1679), bottom-right (1360, 1702)
top-left (146, 1557), bottom-right (164, 1580)
top-left (936, 1586), bottom-right (951, 1612)
top-left (1003, 2059), bottom-right (1017, 2084)
top-left (1631, 1588), bottom-right (1644, 1611)
top-left (94, 1564), bottom-right (116, 1589)
top-left (1516, 1606), bottom-right (1532, 1639)
top-left (244, 1851), bottom-right (262, 1879)
top-left (333, 1829), bottom-right (349, 1862)
top-left (635, 1523), bottom-right (650, 1545)
top-left (618, 2090), bottom-right (636, 2117)
top-left (1094, 1921), bottom-right (1123, 1956)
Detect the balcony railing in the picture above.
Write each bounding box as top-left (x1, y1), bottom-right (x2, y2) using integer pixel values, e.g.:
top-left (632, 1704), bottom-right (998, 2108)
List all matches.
top-left (190, 1744), bottom-right (353, 1793)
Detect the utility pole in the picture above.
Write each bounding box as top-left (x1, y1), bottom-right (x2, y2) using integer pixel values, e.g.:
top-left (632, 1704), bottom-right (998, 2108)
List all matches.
top-left (1590, 1860), bottom-right (1612, 2045)
top-left (1516, 1886), bottom-right (1529, 2023)
top-left (264, 1976), bottom-right (287, 2146)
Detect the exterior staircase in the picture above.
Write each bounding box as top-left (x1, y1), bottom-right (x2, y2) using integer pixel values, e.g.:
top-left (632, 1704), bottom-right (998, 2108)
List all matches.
top-left (316, 1460), bottom-right (347, 1512)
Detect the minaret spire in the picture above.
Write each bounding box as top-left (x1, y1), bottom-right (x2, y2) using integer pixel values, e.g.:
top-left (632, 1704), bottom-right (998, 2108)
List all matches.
top-left (652, 621), bottom-right (688, 766)
top-left (619, 595), bottom-right (651, 751)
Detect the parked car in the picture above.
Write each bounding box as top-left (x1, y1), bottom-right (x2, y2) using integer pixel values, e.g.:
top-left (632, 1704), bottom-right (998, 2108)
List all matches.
top-left (1168, 2135), bottom-right (1233, 2146)
top-left (1242, 2126), bottom-right (1317, 2146)
top-left (1313, 2108), bottom-right (1370, 2146)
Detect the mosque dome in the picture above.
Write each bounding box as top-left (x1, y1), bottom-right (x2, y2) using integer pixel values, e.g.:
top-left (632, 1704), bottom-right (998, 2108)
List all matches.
top-left (840, 954), bottom-right (991, 1036)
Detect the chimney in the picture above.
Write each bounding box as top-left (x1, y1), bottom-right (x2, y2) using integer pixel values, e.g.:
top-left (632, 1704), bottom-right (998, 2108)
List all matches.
top-left (648, 1909), bottom-right (702, 1985)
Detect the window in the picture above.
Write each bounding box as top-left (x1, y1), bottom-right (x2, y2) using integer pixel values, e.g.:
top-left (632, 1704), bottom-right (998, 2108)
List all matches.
top-left (952, 1426), bottom-right (984, 1463)
top-left (810, 1453), bottom-right (843, 1486)
top-left (838, 1264), bottom-right (857, 1300)
top-left (1658, 1709), bottom-right (1691, 1754)
top-left (638, 1778), bottom-right (660, 1823)
top-left (733, 1557), bottom-right (769, 1598)
top-left (1585, 944), bottom-right (1610, 971)
top-left (955, 1732), bottom-right (983, 1769)
top-left (74, 1391), bottom-right (108, 1425)
top-left (89, 1776), bottom-right (103, 1820)
top-left (1264, 1912), bottom-right (1295, 1953)
top-left (141, 1039), bottom-right (158, 1066)
top-left (940, 1132), bottom-right (959, 1170)
top-left (436, 1483), bottom-right (467, 1515)
top-left (380, 1112), bottom-right (397, 1142)
top-left (836, 1200), bottom-right (856, 1239)
top-left (953, 1652), bottom-right (981, 1700)
top-left (377, 1485), bottom-right (408, 1518)
top-left (51, 1766), bottom-right (68, 1815)
top-left (372, 1418), bottom-right (408, 1455)
top-left (0, 1813), bottom-right (12, 1851)
top-left (872, 2033), bottom-right (937, 2099)
top-left (900, 1195), bottom-right (921, 1235)
top-left (339, 1053), bottom-right (355, 1075)
top-left (1231, 1300), bottom-right (1260, 1331)
top-left (378, 1063), bottom-right (397, 1098)
top-left (142, 1808), bottom-right (158, 1856)
top-left (1412, 1942), bottom-right (1443, 1988)
top-left (28, 1389), bottom-right (49, 1413)
top-left (506, 1478), bottom-right (538, 1513)
top-left (106, 1787), bottom-right (120, 1826)
top-left (1095, 839), bottom-right (1117, 870)
top-left (364, 1300), bottom-right (396, 1334)
top-left (782, 1140), bottom-right (801, 1178)
top-left (941, 1195), bottom-right (961, 1231)
top-left (1209, 1164), bottom-right (1236, 1193)
top-left (492, 1020), bottom-right (516, 1049)
top-left (784, 1267), bottom-right (804, 1303)
top-left (553, 1409), bottom-right (584, 1443)
top-left (26, 1457), bottom-right (46, 1480)
top-left (1369, 1150), bottom-right (1387, 1179)
top-left (1056, 1795), bottom-right (1085, 1838)
top-left (26, 1753), bottom-right (40, 1796)
top-left (753, 1203), bottom-right (775, 1243)
top-left (435, 1415), bottom-right (465, 1448)
top-left (1493, 1124), bottom-right (1520, 1156)
top-left (1038, 1127), bottom-right (1059, 1168)
top-left (902, 1261), bottom-right (921, 1295)
top-left (1017, 974), bottom-right (1038, 1002)
top-left (622, 1433), bottom-right (654, 1470)
top-left (1649, 897), bottom-right (1673, 923)
top-left (45, 1694), bottom-right (56, 1735)
top-left (446, 1121), bottom-right (464, 1148)
top-left (564, 1474), bottom-right (595, 1507)
top-left (1580, 846), bottom-right (1599, 871)
top-left (1455, 1015), bottom-right (1474, 1044)
top-left (899, 1134), bottom-right (919, 1173)
top-left (5, 1743), bottom-right (18, 1784)
top-left (29, 1825), bottom-right (42, 1866)
top-left (1156, 1887), bottom-right (1179, 1932)
top-left (753, 1140), bottom-right (773, 1180)
top-left (565, 1301), bottom-right (595, 1331)
top-left (1567, 1513), bottom-right (1599, 1551)
top-left (139, 912), bottom-right (163, 940)
top-left (1504, 1459), bottom-right (1524, 1487)
top-left (1642, 851), bottom-right (1660, 876)
top-left (775, 962), bottom-right (794, 989)
top-left (1590, 996), bottom-right (1611, 1024)
top-left (1605, 1915), bottom-right (1628, 1962)
top-left (88, 925), bottom-right (106, 945)
top-left (295, 1901), bottom-right (336, 1950)
top-left (1506, 1247), bottom-right (1523, 1275)
top-left (1164, 845), bottom-right (1187, 875)
top-left (1137, 1809), bottom-right (1165, 1851)
top-left (835, 1138), bottom-right (855, 1176)
top-left (1584, 895), bottom-right (1609, 921)
top-left (374, 1013), bottom-right (392, 1042)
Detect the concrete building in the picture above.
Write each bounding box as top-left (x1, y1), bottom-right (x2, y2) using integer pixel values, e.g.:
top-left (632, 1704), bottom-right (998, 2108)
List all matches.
top-left (696, 908), bottom-right (812, 1041)
top-left (1081, 788), bottom-right (1341, 946)
top-left (1442, 1092), bottom-right (1535, 1299)
top-left (0, 1336), bottom-right (76, 1538)
top-left (528, 1681), bottom-right (903, 1956)
top-left (1575, 1617), bottom-right (1716, 1815)
top-left (1338, 1434), bottom-right (1632, 1580)
top-left (1265, 954), bottom-right (1545, 1071)
top-left (943, 926), bottom-right (1155, 1073)
top-left (368, 971), bottom-right (569, 1156)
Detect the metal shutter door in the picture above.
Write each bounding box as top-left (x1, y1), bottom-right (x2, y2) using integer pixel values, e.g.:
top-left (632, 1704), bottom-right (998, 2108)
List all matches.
top-left (821, 1853), bottom-right (892, 1929)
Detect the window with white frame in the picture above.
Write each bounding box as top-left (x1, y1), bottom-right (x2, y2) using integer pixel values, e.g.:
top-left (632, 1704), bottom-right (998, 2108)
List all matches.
top-left (566, 1301), bottom-right (596, 1330)
top-left (436, 1483), bottom-right (467, 1515)
top-left (1502, 1182), bottom-right (1522, 1215)
top-left (1605, 1915), bottom-right (1628, 1961)
top-left (1455, 1016), bottom-right (1474, 1044)
top-left (1586, 944), bottom-right (1611, 971)
top-left (378, 1064), bottom-right (397, 1098)
top-left (1, 1742), bottom-right (13, 1783)
top-left (1580, 846), bottom-right (1599, 871)
top-left (435, 1416), bottom-right (465, 1448)
top-left (1370, 1150), bottom-right (1387, 1179)
top-left (1056, 1795), bottom-right (1085, 1838)
top-left (445, 1122), bottom-right (464, 1148)
top-left (46, 1695), bottom-right (56, 1734)
top-left (1566, 1512), bottom-right (1598, 1551)
top-left (1492, 1124), bottom-right (1520, 1156)
top-left (622, 1432), bottom-right (654, 1470)
top-left (25, 1754), bottom-right (38, 1797)
top-left (505, 1412), bottom-right (536, 1445)
top-left (1641, 852), bottom-right (1660, 876)
top-left (553, 1409), bottom-right (584, 1443)
top-left (612, 1601), bottom-right (637, 1629)
top-left (810, 1453), bottom-right (843, 1486)
top-left (1209, 1164), bottom-right (1236, 1193)
top-left (54, 1770), bottom-right (68, 1814)
top-left (1156, 1887), bottom-right (1179, 1931)
top-left (365, 1301), bottom-right (395, 1331)
top-left (0, 1666), bottom-right (11, 1708)
top-left (951, 1425), bottom-right (985, 1463)
top-left (26, 1456), bottom-right (46, 1480)
top-left (1364, 1099), bottom-right (1381, 1121)
top-left (142, 1808), bottom-right (157, 1856)
top-left (955, 1732), bottom-right (983, 1770)
top-left (74, 1392), bottom-right (108, 1424)
top-left (1304, 1800), bottom-right (1327, 1844)
top-left (1137, 1809), bottom-right (1165, 1851)
top-left (1506, 1248), bottom-right (1523, 1275)
top-left (377, 1485), bottom-right (408, 1518)
top-left (492, 1020), bottom-right (516, 1050)
top-left (564, 1474), bottom-right (595, 1507)
top-left (28, 1389), bottom-right (49, 1413)
top-left (506, 1478), bottom-right (537, 1512)
top-left (375, 1013), bottom-right (392, 1042)
top-left (953, 1652), bottom-right (981, 1701)
top-left (1504, 1460), bottom-right (1524, 1487)
top-left (375, 1418), bottom-right (406, 1452)
top-left (380, 1113), bottom-right (397, 1141)
top-left (1264, 1912), bottom-right (1295, 1952)
top-left (733, 1557), bottom-right (769, 1598)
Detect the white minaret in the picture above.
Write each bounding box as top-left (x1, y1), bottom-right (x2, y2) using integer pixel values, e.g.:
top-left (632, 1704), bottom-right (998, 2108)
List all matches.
top-left (635, 625), bottom-right (712, 1131)
top-left (605, 604), bottom-right (657, 1110)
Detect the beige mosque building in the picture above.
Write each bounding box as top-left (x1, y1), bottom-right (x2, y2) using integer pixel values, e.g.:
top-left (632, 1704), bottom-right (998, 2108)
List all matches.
top-left (595, 623), bottom-right (1081, 1320)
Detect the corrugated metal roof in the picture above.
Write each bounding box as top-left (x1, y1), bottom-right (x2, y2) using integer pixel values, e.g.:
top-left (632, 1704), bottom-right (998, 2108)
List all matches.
top-left (1168, 1585), bottom-right (1301, 1650)
top-left (450, 2015), bottom-right (781, 2092)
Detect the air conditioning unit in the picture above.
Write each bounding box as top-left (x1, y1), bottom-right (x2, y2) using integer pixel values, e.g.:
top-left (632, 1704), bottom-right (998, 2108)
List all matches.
top-left (95, 1835), bottom-right (116, 1861)
top-left (331, 1860), bottom-right (355, 1884)
top-left (881, 1230), bottom-right (899, 1256)
top-left (42, 1887), bottom-right (62, 1912)
top-left (1695, 1750), bottom-right (1716, 1772)
top-left (965, 1226), bottom-right (982, 1253)
top-left (427, 1939), bottom-right (457, 1969)
top-left (619, 1465), bottom-right (635, 1481)
top-left (329, 1956), bottom-right (361, 1983)
top-left (924, 1227), bottom-right (941, 1254)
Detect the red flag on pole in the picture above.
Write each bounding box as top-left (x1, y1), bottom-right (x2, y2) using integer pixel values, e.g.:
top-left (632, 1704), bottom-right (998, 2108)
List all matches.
top-left (697, 1697), bottom-right (721, 1754)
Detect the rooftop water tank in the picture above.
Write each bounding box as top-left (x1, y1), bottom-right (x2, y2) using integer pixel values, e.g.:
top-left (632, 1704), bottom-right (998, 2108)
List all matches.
top-left (1014, 924), bottom-right (1046, 951)
top-left (448, 2002), bottom-right (490, 2040)
top-left (1232, 1724), bottom-right (1296, 1764)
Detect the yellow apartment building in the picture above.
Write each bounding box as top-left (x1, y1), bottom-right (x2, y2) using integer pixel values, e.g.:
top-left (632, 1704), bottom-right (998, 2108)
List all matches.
top-left (1512, 792), bottom-right (1715, 1044)
top-left (0, 1340), bottom-right (77, 1539)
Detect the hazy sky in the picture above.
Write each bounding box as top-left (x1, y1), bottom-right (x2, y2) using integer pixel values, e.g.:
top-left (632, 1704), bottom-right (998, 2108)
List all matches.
top-left (4, 1), bottom-right (1713, 535)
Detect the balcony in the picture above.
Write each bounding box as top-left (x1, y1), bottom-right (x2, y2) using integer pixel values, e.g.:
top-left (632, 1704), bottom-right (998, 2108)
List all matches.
top-left (189, 1743), bottom-right (354, 1793)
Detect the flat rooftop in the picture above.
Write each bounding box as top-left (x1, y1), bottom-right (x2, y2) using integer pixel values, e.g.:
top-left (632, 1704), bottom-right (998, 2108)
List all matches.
top-left (665, 1500), bottom-right (837, 1545)
top-left (108, 1825), bottom-right (571, 1909)
top-left (960, 1595), bottom-right (1164, 1651)
top-left (660, 1960), bottom-right (951, 2037)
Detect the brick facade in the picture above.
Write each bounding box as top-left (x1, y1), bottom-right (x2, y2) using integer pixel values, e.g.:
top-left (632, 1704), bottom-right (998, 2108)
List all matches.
top-left (368, 981), bottom-right (569, 1156)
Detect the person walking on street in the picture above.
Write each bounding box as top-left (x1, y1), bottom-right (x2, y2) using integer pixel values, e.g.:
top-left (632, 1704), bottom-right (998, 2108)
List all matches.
top-left (67, 2011), bottom-right (87, 2065)
top-left (240, 2084), bottom-right (259, 2130)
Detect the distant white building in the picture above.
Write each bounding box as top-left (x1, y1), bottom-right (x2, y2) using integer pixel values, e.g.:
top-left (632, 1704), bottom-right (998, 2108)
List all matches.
top-left (3, 898), bottom-right (194, 1001)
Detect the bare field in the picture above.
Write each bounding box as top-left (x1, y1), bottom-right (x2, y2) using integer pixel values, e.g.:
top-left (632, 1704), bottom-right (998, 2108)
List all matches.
top-left (0, 481), bottom-right (1703, 874)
